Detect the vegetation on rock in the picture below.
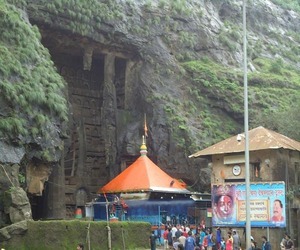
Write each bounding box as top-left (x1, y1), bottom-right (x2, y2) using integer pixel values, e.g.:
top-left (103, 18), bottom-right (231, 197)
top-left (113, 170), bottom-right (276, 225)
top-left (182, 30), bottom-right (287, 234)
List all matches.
top-left (271, 0), bottom-right (300, 12)
top-left (0, 0), bottom-right (299, 192)
top-left (182, 57), bottom-right (300, 142)
top-left (0, 0), bottom-right (68, 160)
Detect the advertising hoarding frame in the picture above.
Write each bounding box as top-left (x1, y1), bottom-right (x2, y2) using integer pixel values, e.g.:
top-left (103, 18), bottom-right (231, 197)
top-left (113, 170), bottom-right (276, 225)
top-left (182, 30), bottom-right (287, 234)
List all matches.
top-left (212, 182), bottom-right (286, 228)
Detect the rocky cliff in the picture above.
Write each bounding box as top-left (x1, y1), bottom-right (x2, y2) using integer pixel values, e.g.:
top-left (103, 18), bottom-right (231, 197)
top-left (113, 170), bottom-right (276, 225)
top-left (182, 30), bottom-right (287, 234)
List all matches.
top-left (1, 0), bottom-right (300, 231)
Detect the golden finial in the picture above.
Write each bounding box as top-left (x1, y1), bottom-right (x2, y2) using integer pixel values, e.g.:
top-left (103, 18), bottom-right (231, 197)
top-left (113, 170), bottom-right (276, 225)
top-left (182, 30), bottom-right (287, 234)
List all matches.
top-left (140, 135), bottom-right (147, 155)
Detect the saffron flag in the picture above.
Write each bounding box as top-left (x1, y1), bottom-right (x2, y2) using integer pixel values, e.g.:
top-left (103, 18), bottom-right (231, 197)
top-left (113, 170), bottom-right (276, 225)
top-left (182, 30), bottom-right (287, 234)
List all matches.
top-left (144, 114), bottom-right (148, 137)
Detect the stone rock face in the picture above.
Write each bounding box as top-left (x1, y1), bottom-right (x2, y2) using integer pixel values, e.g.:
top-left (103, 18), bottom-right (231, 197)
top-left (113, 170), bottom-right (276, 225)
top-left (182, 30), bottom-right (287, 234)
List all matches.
top-left (0, 143), bottom-right (25, 165)
top-left (0, 220), bottom-right (28, 241)
top-left (26, 163), bottom-right (51, 196)
top-left (0, 164), bottom-right (20, 191)
top-left (4, 188), bottom-right (32, 224)
top-left (0, 163), bottom-right (32, 228)
top-left (0, 0), bottom-right (300, 224)
top-left (0, 0), bottom-right (67, 228)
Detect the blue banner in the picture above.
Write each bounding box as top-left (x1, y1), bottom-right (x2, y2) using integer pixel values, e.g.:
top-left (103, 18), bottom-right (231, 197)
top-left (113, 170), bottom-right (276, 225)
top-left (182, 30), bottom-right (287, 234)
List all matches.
top-left (212, 182), bottom-right (286, 227)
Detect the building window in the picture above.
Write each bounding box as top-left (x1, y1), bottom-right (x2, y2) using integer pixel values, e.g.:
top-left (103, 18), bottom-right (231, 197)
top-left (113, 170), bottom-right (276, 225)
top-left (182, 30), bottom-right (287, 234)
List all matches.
top-left (252, 163), bottom-right (261, 181)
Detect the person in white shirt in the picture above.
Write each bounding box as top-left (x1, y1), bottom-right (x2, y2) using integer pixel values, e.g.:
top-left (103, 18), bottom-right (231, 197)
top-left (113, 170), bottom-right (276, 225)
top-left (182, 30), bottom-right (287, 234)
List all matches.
top-left (232, 230), bottom-right (241, 250)
top-left (171, 225), bottom-right (177, 241)
top-left (178, 233), bottom-right (186, 247)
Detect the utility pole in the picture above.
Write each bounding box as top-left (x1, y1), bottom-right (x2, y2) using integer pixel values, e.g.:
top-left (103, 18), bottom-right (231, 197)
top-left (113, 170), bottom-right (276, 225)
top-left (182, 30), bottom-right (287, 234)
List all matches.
top-left (243, 0), bottom-right (251, 249)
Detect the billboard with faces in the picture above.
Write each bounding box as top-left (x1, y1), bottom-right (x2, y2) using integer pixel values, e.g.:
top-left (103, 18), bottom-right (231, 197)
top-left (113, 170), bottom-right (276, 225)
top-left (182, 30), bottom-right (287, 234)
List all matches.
top-left (212, 182), bottom-right (286, 227)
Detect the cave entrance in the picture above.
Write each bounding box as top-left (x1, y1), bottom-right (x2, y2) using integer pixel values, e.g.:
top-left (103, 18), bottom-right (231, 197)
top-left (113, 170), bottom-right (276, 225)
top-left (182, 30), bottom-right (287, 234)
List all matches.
top-left (29, 183), bottom-right (48, 220)
top-left (32, 27), bottom-right (133, 218)
top-left (54, 51), bottom-right (108, 218)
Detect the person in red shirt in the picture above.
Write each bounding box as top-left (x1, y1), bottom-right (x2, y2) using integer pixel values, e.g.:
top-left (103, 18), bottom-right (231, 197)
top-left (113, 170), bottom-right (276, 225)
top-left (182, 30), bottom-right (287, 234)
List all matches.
top-left (182, 227), bottom-right (188, 238)
top-left (162, 226), bottom-right (169, 250)
top-left (226, 232), bottom-right (233, 250)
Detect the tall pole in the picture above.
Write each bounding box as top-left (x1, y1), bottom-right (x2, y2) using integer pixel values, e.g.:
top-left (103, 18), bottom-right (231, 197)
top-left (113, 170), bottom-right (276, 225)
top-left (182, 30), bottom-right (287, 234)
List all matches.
top-left (104, 195), bottom-right (112, 250)
top-left (243, 0), bottom-right (251, 249)
top-left (158, 205), bottom-right (161, 226)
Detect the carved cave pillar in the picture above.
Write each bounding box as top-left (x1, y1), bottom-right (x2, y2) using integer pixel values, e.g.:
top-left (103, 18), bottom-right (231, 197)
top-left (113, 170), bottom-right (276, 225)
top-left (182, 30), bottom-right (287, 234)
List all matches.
top-left (46, 162), bottom-right (65, 219)
top-left (101, 53), bottom-right (118, 180)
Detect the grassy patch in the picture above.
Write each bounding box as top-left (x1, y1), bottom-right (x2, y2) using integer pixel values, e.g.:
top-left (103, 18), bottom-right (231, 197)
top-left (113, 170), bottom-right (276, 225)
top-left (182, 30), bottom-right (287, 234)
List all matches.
top-left (2, 220), bottom-right (151, 250)
top-left (270, 0), bottom-right (300, 12)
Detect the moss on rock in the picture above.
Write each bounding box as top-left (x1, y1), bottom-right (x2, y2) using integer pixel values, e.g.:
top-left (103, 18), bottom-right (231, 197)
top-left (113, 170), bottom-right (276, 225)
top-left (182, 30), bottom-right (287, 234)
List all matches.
top-left (0, 0), bottom-right (68, 155)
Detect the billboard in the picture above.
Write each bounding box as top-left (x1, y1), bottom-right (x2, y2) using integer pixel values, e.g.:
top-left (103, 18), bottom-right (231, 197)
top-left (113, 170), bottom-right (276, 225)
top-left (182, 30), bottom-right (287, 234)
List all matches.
top-left (212, 182), bottom-right (286, 227)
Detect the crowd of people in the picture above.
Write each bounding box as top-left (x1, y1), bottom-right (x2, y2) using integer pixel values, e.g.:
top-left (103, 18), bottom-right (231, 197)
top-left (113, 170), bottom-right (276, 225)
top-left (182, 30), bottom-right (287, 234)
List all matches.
top-left (157, 224), bottom-right (201, 250)
top-left (150, 223), bottom-right (295, 250)
top-left (152, 224), bottom-right (239, 250)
